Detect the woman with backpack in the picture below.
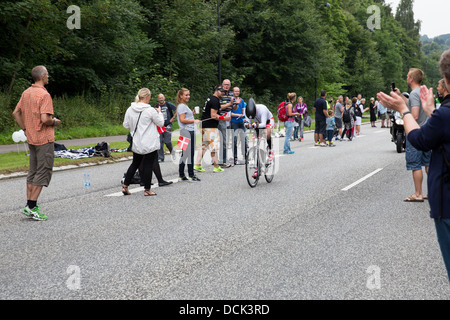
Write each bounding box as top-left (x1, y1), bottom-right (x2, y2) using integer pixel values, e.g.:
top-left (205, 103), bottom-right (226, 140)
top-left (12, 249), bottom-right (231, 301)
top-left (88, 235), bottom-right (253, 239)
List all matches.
top-left (341, 99), bottom-right (355, 141)
top-left (283, 93), bottom-right (300, 154)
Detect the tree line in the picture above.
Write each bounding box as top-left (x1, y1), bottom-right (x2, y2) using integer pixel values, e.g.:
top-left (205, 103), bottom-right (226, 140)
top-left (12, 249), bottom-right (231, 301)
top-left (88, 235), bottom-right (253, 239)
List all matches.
top-left (0, 0), bottom-right (440, 134)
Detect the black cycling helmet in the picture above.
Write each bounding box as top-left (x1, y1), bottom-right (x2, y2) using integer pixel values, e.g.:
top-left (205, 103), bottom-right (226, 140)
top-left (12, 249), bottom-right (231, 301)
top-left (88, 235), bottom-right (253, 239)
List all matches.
top-left (246, 98), bottom-right (256, 119)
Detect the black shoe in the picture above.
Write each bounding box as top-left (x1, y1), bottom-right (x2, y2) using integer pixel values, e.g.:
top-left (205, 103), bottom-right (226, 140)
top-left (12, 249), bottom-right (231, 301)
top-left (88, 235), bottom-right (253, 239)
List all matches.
top-left (190, 176), bottom-right (201, 182)
top-left (158, 180), bottom-right (173, 187)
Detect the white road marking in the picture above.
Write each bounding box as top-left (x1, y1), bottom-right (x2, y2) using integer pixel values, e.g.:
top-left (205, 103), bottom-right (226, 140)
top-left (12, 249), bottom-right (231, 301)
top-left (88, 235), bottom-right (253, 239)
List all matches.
top-left (105, 178), bottom-right (179, 197)
top-left (341, 168), bottom-right (383, 191)
top-left (375, 130), bottom-right (385, 134)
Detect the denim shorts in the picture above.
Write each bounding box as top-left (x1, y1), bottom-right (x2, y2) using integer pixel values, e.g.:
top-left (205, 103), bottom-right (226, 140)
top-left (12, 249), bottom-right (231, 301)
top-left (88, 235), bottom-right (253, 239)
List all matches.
top-left (405, 138), bottom-right (431, 170)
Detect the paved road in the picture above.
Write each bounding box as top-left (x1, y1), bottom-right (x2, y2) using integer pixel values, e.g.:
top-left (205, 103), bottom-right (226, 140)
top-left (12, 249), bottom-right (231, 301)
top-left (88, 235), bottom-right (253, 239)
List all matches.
top-left (1, 125), bottom-right (449, 301)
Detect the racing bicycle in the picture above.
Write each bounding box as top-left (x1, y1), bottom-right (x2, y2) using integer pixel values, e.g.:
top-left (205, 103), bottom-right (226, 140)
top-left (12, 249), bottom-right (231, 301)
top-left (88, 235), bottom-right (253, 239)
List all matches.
top-left (245, 128), bottom-right (275, 188)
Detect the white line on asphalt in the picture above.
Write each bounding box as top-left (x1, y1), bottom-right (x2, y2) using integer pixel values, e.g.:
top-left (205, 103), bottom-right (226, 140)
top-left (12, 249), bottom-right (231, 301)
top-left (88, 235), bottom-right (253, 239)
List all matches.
top-left (341, 168), bottom-right (383, 191)
top-left (375, 130), bottom-right (385, 133)
top-left (105, 178), bottom-right (179, 197)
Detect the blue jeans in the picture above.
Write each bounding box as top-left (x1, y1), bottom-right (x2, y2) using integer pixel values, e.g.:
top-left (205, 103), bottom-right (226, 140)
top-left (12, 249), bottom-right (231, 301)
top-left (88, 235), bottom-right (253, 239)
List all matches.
top-left (435, 218), bottom-right (450, 281)
top-left (293, 125), bottom-right (299, 139)
top-left (231, 122), bottom-right (247, 161)
top-left (284, 121), bottom-right (294, 153)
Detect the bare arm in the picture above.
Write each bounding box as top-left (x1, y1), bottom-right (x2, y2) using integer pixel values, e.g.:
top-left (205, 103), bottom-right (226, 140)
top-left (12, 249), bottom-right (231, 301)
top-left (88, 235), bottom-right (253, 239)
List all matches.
top-left (179, 113), bottom-right (200, 124)
top-left (40, 113), bottom-right (61, 127)
top-left (12, 108), bottom-right (26, 130)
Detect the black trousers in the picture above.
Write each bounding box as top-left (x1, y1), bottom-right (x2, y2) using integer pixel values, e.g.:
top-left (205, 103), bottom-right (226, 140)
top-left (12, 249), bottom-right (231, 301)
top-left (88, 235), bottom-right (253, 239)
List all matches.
top-left (124, 151), bottom-right (157, 190)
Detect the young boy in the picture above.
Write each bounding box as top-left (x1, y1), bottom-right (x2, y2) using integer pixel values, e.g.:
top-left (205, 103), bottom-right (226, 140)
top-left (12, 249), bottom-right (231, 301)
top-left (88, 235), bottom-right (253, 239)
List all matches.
top-left (326, 110), bottom-right (336, 147)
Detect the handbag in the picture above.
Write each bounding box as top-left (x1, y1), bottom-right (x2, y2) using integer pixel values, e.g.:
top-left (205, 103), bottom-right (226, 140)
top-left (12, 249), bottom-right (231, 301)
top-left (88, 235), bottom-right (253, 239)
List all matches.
top-left (127, 112), bottom-right (142, 152)
top-left (303, 115), bottom-right (312, 127)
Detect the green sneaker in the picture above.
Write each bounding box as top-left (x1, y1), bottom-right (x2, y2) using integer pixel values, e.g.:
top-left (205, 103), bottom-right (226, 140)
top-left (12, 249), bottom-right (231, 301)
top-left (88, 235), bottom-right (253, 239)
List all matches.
top-left (30, 206), bottom-right (48, 221)
top-left (21, 206), bottom-right (33, 218)
top-left (213, 166), bottom-right (224, 173)
top-left (194, 165), bottom-right (205, 172)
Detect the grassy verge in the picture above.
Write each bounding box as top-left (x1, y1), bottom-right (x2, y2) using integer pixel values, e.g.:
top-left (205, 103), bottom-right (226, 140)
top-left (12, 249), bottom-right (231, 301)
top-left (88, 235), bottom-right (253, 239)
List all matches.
top-left (0, 141), bottom-right (132, 175)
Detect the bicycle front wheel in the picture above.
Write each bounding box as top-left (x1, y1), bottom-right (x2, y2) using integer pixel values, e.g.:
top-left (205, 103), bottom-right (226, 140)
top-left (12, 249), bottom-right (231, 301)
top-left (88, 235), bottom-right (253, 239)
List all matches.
top-left (264, 147), bottom-right (275, 183)
top-left (245, 146), bottom-right (260, 188)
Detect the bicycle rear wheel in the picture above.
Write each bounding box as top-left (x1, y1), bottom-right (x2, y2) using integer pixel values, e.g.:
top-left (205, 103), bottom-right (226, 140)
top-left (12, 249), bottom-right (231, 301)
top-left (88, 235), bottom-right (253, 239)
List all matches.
top-left (245, 146), bottom-right (260, 188)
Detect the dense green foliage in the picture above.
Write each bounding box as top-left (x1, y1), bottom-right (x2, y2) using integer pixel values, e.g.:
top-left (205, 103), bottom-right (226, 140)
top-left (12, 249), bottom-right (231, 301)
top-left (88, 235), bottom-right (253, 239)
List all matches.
top-left (0, 0), bottom-right (443, 137)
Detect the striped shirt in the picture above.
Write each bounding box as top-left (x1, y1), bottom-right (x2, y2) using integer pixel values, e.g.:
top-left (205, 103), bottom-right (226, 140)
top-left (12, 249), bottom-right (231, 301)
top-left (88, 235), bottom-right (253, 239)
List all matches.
top-left (14, 84), bottom-right (54, 146)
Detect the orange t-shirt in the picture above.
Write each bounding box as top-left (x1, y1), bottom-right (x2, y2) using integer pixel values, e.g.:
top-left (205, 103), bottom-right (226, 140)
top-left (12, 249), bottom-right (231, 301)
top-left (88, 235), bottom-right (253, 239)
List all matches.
top-left (14, 84), bottom-right (55, 146)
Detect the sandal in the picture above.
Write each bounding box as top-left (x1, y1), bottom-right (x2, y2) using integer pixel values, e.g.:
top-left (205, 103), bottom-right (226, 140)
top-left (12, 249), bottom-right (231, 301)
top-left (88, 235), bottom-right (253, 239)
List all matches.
top-left (403, 195), bottom-right (424, 202)
top-left (122, 185), bottom-right (131, 196)
top-left (144, 189), bottom-right (157, 196)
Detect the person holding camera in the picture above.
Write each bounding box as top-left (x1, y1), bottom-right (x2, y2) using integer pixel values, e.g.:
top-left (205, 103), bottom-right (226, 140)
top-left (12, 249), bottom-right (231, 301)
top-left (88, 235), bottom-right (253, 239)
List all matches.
top-left (154, 93), bottom-right (177, 162)
top-left (230, 87), bottom-right (247, 165)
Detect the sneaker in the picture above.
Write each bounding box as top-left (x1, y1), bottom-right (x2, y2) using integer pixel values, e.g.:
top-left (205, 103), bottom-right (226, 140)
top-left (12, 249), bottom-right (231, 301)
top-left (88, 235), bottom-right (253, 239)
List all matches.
top-left (301, 137), bottom-right (304, 142)
top-left (252, 170), bottom-right (259, 178)
top-left (314, 142), bottom-right (320, 146)
top-left (319, 142), bottom-right (327, 147)
top-left (158, 180), bottom-right (173, 187)
top-left (213, 166), bottom-right (224, 173)
top-left (21, 206), bottom-right (33, 218)
top-left (221, 163), bottom-right (231, 168)
top-left (194, 165), bottom-right (205, 172)
top-left (268, 151), bottom-right (274, 162)
top-left (190, 176), bottom-right (201, 182)
top-left (179, 176), bottom-right (191, 182)
top-left (30, 206), bottom-right (48, 221)
top-left (283, 151), bottom-right (295, 154)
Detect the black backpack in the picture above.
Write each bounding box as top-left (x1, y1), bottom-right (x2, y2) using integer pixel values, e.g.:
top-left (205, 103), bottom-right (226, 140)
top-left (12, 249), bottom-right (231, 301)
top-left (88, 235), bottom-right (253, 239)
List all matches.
top-left (94, 141), bottom-right (111, 157)
top-left (342, 107), bottom-right (351, 123)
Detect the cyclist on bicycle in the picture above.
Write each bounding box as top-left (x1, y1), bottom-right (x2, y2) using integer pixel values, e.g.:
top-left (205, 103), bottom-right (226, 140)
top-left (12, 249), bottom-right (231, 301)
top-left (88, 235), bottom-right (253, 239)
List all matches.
top-left (245, 103), bottom-right (275, 165)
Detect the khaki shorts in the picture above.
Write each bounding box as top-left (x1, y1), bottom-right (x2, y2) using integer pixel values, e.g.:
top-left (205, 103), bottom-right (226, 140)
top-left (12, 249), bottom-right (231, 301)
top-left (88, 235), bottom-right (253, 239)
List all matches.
top-left (27, 142), bottom-right (54, 187)
top-left (201, 128), bottom-right (219, 152)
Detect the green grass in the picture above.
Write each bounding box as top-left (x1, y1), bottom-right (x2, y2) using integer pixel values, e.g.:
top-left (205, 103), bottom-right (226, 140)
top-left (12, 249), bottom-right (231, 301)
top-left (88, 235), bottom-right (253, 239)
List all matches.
top-left (0, 141), bottom-right (132, 175)
top-left (0, 124), bottom-right (129, 145)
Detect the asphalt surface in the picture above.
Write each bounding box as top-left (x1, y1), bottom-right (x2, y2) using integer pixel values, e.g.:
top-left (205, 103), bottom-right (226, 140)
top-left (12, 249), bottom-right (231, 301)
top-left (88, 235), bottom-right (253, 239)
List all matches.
top-left (1, 123), bottom-right (449, 301)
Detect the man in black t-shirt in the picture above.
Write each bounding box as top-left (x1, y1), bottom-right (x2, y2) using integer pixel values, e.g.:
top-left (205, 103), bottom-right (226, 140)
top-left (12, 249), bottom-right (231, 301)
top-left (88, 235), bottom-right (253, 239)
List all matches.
top-left (195, 86), bottom-right (230, 172)
top-left (314, 90), bottom-right (328, 146)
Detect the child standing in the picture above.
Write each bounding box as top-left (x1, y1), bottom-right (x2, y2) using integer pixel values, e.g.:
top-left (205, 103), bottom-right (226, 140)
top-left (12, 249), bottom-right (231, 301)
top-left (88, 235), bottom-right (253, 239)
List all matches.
top-left (341, 100), bottom-right (355, 141)
top-left (326, 110), bottom-right (336, 147)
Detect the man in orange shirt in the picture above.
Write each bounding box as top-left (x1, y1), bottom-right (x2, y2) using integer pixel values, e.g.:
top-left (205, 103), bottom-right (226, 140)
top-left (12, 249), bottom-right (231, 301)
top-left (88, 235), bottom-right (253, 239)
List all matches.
top-left (13, 66), bottom-right (61, 221)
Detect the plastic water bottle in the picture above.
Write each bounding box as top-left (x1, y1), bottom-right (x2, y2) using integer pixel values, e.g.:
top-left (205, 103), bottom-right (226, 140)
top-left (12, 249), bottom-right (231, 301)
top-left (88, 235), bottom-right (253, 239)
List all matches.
top-left (83, 173), bottom-right (91, 189)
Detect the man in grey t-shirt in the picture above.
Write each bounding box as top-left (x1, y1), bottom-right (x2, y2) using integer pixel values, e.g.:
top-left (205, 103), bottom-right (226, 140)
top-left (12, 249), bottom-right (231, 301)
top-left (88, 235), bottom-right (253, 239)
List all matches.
top-left (403, 68), bottom-right (431, 202)
top-left (334, 95), bottom-right (344, 139)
